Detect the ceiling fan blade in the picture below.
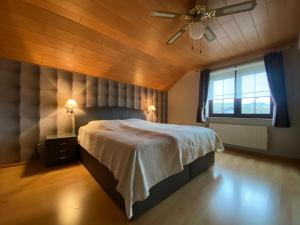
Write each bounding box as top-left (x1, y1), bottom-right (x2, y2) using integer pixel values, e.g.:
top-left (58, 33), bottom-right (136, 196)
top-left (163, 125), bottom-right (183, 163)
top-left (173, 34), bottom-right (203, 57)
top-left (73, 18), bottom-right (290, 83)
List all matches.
top-left (150, 10), bottom-right (182, 18)
top-left (167, 30), bottom-right (185, 45)
top-left (211, 0), bottom-right (257, 17)
top-left (166, 22), bottom-right (193, 45)
top-left (204, 25), bottom-right (216, 42)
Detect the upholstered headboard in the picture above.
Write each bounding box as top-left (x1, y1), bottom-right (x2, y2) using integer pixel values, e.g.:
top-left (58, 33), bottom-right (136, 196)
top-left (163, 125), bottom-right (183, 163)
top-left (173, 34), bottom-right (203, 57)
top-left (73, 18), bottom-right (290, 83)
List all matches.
top-left (76, 107), bottom-right (146, 132)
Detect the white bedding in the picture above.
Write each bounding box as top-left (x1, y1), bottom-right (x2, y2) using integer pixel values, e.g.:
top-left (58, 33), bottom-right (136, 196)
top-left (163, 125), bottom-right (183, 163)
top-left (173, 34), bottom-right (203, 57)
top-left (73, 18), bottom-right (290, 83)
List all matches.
top-left (78, 119), bottom-right (223, 218)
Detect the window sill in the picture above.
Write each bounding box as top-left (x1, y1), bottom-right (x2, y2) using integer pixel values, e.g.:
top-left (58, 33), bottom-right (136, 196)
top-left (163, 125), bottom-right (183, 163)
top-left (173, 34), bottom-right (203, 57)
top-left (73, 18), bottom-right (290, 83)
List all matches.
top-left (207, 117), bottom-right (272, 126)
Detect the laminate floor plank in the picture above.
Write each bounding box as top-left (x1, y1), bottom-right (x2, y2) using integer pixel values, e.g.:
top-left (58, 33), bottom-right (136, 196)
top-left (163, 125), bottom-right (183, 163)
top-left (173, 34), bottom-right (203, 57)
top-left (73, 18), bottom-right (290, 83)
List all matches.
top-left (0, 150), bottom-right (299, 225)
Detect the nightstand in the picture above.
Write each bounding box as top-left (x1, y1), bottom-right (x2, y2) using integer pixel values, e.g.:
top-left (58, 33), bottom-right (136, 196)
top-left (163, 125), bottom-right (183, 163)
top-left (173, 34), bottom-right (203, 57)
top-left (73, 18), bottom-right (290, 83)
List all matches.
top-left (45, 134), bottom-right (78, 167)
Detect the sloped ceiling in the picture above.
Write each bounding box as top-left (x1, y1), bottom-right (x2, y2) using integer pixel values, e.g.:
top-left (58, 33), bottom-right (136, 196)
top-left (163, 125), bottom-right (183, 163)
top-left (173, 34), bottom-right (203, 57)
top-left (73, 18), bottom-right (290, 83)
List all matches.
top-left (0, 0), bottom-right (299, 90)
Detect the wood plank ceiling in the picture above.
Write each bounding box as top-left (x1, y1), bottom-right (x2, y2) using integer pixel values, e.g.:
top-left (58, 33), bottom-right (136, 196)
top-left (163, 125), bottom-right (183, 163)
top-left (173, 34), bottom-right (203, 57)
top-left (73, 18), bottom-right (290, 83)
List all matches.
top-left (0, 0), bottom-right (299, 90)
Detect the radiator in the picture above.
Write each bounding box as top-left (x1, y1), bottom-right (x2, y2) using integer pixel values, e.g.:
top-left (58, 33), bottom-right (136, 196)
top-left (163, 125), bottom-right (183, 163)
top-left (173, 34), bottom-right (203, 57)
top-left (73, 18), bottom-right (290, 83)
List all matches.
top-left (209, 123), bottom-right (268, 150)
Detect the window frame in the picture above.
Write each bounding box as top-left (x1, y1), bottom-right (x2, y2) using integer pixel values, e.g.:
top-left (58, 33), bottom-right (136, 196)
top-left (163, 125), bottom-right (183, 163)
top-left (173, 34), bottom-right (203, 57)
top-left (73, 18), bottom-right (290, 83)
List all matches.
top-left (208, 98), bottom-right (273, 118)
top-left (208, 63), bottom-right (273, 119)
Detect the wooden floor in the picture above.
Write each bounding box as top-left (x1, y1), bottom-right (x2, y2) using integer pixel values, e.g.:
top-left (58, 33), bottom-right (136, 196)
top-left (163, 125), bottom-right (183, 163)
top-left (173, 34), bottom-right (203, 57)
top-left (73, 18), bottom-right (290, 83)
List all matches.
top-left (0, 150), bottom-right (299, 225)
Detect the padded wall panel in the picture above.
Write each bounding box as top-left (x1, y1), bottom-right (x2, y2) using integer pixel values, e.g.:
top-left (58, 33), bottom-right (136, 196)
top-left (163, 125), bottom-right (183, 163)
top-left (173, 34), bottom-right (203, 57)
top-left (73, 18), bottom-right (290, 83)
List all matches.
top-left (86, 76), bottom-right (98, 108)
top-left (117, 82), bottom-right (126, 107)
top-left (72, 73), bottom-right (86, 108)
top-left (163, 92), bottom-right (168, 123)
top-left (98, 78), bottom-right (108, 107)
top-left (20, 63), bottom-right (40, 161)
top-left (134, 86), bottom-right (141, 110)
top-left (0, 59), bottom-right (20, 164)
top-left (126, 84), bottom-right (134, 109)
top-left (72, 73), bottom-right (86, 120)
top-left (57, 70), bottom-right (73, 135)
top-left (39, 67), bottom-right (57, 142)
top-left (141, 87), bottom-right (147, 111)
top-left (153, 90), bottom-right (158, 123)
top-left (157, 92), bottom-right (163, 123)
top-left (146, 88), bottom-right (153, 121)
top-left (0, 57), bottom-right (167, 164)
top-left (108, 80), bottom-right (117, 107)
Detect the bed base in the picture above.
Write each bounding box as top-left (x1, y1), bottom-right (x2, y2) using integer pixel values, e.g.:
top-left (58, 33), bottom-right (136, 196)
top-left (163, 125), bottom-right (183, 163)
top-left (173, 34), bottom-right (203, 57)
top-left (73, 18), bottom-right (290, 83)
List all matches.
top-left (79, 146), bottom-right (215, 219)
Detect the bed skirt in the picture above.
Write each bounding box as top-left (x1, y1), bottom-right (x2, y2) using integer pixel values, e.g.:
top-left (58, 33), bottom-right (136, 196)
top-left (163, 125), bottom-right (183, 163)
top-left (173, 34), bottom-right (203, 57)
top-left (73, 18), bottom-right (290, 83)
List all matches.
top-left (79, 146), bottom-right (215, 219)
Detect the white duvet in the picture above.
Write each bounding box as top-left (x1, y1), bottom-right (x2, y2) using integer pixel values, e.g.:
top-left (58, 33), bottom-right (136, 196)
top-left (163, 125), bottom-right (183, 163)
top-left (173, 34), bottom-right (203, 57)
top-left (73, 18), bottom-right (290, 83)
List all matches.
top-left (78, 119), bottom-right (223, 218)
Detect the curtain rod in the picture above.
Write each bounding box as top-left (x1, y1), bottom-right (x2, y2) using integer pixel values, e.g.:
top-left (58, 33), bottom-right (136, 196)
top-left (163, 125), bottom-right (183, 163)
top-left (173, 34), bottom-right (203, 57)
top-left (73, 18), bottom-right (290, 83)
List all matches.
top-left (202, 41), bottom-right (297, 71)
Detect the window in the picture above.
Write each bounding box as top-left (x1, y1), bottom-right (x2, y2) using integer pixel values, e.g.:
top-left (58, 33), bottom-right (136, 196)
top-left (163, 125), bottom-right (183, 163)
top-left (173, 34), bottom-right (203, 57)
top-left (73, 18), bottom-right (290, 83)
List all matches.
top-left (207, 61), bottom-right (273, 118)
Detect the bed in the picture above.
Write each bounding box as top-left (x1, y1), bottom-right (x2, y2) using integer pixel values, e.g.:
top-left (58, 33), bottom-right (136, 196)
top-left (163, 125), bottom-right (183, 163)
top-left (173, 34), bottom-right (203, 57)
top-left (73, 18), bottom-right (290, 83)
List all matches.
top-left (76, 107), bottom-right (223, 219)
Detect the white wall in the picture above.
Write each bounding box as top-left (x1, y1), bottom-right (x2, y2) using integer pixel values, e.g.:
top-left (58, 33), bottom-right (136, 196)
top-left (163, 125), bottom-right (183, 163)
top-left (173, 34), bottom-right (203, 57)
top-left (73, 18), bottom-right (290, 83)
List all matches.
top-left (168, 70), bottom-right (203, 126)
top-left (168, 46), bottom-right (300, 160)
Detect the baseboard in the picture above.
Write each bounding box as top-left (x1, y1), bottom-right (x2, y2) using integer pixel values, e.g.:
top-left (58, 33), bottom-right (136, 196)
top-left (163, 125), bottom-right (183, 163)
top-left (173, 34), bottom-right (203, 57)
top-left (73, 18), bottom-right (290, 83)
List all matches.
top-left (0, 161), bottom-right (28, 169)
top-left (224, 144), bottom-right (300, 164)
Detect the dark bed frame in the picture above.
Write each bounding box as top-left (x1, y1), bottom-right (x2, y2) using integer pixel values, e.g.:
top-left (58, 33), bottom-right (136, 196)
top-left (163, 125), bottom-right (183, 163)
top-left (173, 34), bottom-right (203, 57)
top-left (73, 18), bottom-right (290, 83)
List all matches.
top-left (76, 107), bottom-right (215, 219)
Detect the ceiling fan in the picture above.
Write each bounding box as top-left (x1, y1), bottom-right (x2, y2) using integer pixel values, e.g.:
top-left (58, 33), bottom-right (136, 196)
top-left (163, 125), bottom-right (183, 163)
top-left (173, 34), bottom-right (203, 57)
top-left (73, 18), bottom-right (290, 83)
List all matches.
top-left (151, 0), bottom-right (257, 45)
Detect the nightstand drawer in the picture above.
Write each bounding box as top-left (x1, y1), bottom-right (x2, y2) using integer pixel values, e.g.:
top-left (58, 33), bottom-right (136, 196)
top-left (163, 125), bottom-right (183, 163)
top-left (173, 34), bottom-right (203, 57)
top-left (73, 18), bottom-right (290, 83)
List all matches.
top-left (50, 151), bottom-right (78, 165)
top-left (55, 147), bottom-right (73, 154)
top-left (45, 134), bottom-right (78, 167)
top-left (46, 137), bottom-right (77, 149)
top-left (47, 142), bottom-right (76, 154)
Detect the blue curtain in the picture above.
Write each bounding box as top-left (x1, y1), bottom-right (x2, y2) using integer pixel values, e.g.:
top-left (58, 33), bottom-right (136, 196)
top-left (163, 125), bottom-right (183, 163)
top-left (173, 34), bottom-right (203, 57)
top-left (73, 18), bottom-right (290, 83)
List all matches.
top-left (197, 69), bottom-right (210, 122)
top-left (264, 52), bottom-right (290, 127)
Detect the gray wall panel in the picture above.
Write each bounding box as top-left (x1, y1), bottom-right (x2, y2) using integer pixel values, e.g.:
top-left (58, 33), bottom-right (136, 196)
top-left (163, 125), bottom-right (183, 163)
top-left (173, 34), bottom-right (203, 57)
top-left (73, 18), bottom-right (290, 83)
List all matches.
top-left (134, 86), bottom-right (141, 110)
top-left (0, 59), bottom-right (20, 164)
top-left (39, 67), bottom-right (57, 142)
top-left (117, 82), bottom-right (126, 107)
top-left (86, 76), bottom-right (98, 108)
top-left (141, 87), bottom-right (147, 111)
top-left (98, 78), bottom-right (108, 107)
top-left (157, 92), bottom-right (163, 123)
top-left (0, 57), bottom-right (167, 165)
top-left (20, 63), bottom-right (40, 161)
top-left (108, 80), bottom-right (117, 107)
top-left (146, 88), bottom-right (153, 121)
top-left (57, 71), bottom-right (73, 135)
top-left (153, 90), bottom-right (158, 123)
top-left (40, 67), bottom-right (57, 91)
top-left (126, 84), bottom-right (134, 109)
top-left (72, 73), bottom-right (86, 108)
top-left (163, 92), bottom-right (168, 123)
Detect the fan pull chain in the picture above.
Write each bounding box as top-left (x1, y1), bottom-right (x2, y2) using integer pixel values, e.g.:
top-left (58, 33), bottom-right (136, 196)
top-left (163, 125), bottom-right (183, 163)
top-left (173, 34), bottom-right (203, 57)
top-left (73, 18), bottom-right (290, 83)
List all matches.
top-left (191, 39), bottom-right (194, 50)
top-left (199, 39), bottom-right (202, 54)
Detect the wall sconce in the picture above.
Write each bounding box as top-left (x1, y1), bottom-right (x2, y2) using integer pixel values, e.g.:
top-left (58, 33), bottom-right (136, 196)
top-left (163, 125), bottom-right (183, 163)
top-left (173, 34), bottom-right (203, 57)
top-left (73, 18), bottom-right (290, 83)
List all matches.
top-left (147, 105), bottom-right (156, 113)
top-left (65, 99), bottom-right (78, 134)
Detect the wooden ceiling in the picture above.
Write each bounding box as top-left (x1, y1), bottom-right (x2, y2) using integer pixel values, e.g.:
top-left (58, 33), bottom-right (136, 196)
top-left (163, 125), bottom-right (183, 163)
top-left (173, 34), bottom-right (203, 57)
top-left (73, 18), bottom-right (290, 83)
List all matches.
top-left (0, 0), bottom-right (299, 90)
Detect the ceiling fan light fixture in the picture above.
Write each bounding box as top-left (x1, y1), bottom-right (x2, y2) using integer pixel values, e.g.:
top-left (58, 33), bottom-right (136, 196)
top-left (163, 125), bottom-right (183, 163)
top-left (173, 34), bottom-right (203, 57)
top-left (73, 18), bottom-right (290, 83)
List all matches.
top-left (188, 22), bottom-right (206, 40)
top-left (151, 0), bottom-right (257, 44)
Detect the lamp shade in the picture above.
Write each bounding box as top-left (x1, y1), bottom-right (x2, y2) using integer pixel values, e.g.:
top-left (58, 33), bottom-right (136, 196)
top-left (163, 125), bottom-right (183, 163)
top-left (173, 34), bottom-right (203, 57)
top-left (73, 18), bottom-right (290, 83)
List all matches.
top-left (188, 22), bottom-right (206, 40)
top-left (148, 105), bottom-right (156, 112)
top-left (65, 99), bottom-right (78, 108)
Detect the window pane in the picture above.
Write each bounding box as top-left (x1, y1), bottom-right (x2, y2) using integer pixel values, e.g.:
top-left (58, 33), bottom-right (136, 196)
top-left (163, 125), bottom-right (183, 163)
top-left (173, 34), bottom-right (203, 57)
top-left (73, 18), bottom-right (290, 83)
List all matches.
top-left (213, 100), bottom-right (222, 113)
top-left (242, 75), bottom-right (254, 94)
top-left (256, 97), bottom-right (271, 114)
top-left (223, 99), bottom-right (234, 114)
top-left (242, 98), bottom-right (255, 114)
top-left (256, 73), bottom-right (269, 92)
top-left (224, 78), bottom-right (235, 96)
top-left (213, 80), bottom-right (223, 97)
top-left (242, 92), bottom-right (255, 98)
top-left (255, 91), bottom-right (270, 97)
top-left (240, 67), bottom-right (271, 116)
